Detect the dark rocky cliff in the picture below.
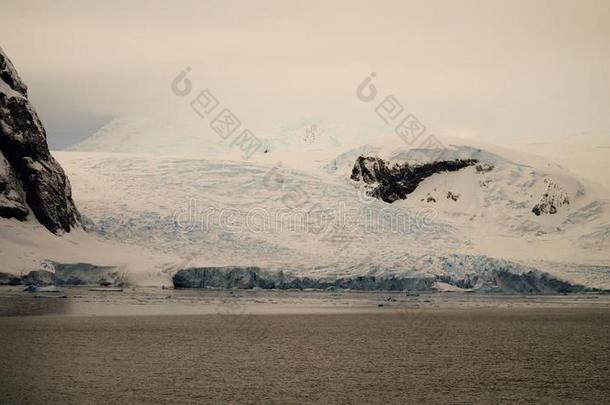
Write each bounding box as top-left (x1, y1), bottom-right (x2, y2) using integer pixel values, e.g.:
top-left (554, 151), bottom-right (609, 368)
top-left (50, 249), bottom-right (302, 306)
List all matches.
top-left (351, 155), bottom-right (478, 203)
top-left (0, 48), bottom-right (79, 233)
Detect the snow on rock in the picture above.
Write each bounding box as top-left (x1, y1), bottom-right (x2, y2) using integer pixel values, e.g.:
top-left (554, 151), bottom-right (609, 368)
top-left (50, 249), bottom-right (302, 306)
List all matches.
top-left (0, 48), bottom-right (80, 233)
top-left (350, 155), bottom-right (478, 203)
top-left (0, 49), bottom-right (27, 98)
top-left (532, 178), bottom-right (570, 215)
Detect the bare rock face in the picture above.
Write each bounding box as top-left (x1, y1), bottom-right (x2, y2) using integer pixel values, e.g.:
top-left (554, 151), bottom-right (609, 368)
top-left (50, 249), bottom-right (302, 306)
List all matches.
top-left (532, 178), bottom-right (570, 216)
top-left (0, 48), bottom-right (79, 233)
top-left (351, 155), bottom-right (478, 203)
top-left (0, 150), bottom-right (28, 219)
top-left (350, 156), bottom-right (390, 184)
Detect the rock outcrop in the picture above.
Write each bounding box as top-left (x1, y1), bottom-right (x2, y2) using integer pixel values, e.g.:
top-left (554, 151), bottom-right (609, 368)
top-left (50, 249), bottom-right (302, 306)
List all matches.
top-left (532, 178), bottom-right (570, 216)
top-left (0, 48), bottom-right (79, 233)
top-left (351, 155), bottom-right (478, 203)
top-left (0, 150), bottom-right (28, 220)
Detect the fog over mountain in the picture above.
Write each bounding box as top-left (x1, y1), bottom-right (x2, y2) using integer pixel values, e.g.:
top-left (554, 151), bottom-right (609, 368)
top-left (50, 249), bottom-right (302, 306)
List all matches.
top-left (1, 0), bottom-right (609, 153)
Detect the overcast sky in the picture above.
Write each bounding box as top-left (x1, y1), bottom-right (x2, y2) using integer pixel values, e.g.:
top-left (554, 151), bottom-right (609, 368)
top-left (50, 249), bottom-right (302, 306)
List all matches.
top-left (1, 0), bottom-right (609, 149)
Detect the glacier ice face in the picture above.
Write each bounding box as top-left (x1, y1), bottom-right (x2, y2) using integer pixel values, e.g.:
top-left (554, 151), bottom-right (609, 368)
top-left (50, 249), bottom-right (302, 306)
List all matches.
top-left (9, 262), bottom-right (125, 287)
top-left (171, 259), bottom-right (593, 294)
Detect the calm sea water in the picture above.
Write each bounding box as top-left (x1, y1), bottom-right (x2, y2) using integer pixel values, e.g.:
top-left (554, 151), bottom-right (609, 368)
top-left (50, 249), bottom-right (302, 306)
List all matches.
top-left (0, 289), bottom-right (608, 404)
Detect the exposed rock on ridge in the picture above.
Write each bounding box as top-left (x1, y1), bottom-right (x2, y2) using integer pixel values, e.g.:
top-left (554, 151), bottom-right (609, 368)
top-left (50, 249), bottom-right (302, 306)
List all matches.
top-left (0, 48), bottom-right (79, 233)
top-left (351, 155), bottom-right (478, 203)
top-left (532, 178), bottom-right (570, 216)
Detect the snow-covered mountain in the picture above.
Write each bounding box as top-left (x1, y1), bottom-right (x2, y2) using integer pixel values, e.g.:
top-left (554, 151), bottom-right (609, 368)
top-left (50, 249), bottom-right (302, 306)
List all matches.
top-left (68, 115), bottom-right (385, 160)
top-left (69, 116), bottom-right (231, 158)
top-left (48, 130), bottom-right (610, 289)
top-left (510, 134), bottom-right (610, 190)
top-left (2, 56), bottom-right (609, 289)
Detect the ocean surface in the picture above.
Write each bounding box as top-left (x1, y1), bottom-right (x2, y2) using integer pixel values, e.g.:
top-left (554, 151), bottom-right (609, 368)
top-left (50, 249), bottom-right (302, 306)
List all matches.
top-left (0, 287), bottom-right (609, 404)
